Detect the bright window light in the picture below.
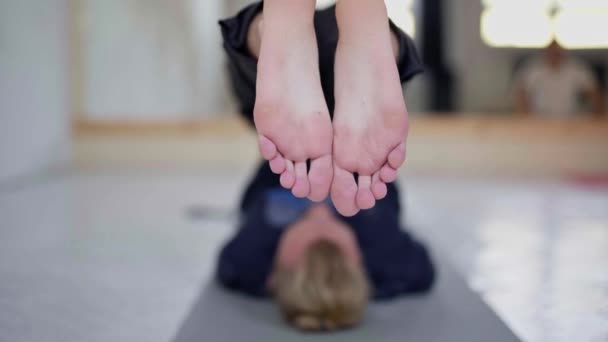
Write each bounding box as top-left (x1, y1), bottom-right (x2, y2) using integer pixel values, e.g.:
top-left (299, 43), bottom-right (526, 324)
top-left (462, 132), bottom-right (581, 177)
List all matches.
top-left (556, 0), bottom-right (608, 8)
top-left (315, 0), bottom-right (335, 9)
top-left (481, 7), bottom-right (553, 48)
top-left (554, 8), bottom-right (608, 49)
top-left (483, 0), bottom-right (553, 10)
top-left (481, 0), bottom-right (608, 49)
top-left (385, 0), bottom-right (416, 37)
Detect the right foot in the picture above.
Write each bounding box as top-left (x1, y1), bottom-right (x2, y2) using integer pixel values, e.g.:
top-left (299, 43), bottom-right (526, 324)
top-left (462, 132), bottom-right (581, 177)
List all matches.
top-left (254, 0), bottom-right (333, 201)
top-left (331, 0), bottom-right (408, 216)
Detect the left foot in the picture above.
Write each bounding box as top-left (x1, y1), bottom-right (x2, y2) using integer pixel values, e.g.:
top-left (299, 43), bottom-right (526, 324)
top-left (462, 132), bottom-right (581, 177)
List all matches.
top-left (331, 1), bottom-right (408, 216)
top-left (253, 0), bottom-right (334, 201)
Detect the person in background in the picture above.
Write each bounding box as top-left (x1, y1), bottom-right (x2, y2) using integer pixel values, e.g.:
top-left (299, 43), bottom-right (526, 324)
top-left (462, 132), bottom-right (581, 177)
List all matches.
top-left (215, 2), bottom-right (435, 332)
top-left (514, 40), bottom-right (605, 117)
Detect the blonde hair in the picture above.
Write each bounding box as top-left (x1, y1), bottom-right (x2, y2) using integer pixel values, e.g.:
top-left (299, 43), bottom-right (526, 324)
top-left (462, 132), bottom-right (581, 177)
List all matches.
top-left (273, 240), bottom-right (370, 331)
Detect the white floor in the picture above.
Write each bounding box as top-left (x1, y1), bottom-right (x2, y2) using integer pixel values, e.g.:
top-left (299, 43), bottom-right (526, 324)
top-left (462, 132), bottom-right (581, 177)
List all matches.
top-left (0, 168), bottom-right (606, 342)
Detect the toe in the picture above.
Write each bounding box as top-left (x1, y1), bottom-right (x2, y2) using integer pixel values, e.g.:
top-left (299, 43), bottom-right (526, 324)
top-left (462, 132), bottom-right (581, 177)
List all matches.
top-left (307, 155), bottom-right (333, 202)
top-left (356, 175), bottom-right (375, 210)
top-left (380, 164), bottom-right (398, 183)
top-left (331, 164), bottom-right (359, 217)
top-left (387, 142), bottom-right (406, 169)
top-left (280, 160), bottom-right (296, 189)
top-left (269, 153), bottom-right (286, 174)
top-left (258, 135), bottom-right (278, 160)
top-left (371, 172), bottom-right (388, 200)
top-left (291, 161), bottom-right (310, 198)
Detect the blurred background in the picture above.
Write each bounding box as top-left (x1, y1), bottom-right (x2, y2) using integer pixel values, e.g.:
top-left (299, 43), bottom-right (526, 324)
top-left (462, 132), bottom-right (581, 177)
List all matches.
top-left (0, 0), bottom-right (607, 342)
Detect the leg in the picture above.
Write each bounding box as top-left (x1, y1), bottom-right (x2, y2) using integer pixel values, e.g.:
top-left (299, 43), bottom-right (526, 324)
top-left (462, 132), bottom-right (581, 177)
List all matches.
top-left (219, 3), bottom-right (265, 125)
top-left (246, 12), bottom-right (263, 59)
top-left (331, 0), bottom-right (409, 216)
top-left (253, 0), bottom-right (333, 201)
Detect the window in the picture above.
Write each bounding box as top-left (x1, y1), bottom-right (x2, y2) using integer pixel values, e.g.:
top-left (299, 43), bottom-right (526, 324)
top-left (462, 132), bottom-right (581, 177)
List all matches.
top-left (481, 0), bottom-right (608, 49)
top-left (385, 0), bottom-right (416, 37)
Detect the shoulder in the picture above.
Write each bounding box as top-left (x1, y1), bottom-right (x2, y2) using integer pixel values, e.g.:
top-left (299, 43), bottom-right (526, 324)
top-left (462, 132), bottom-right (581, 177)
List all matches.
top-left (563, 57), bottom-right (594, 77)
top-left (364, 231), bottom-right (436, 299)
top-left (565, 57), bottom-right (592, 72)
top-left (563, 58), bottom-right (597, 85)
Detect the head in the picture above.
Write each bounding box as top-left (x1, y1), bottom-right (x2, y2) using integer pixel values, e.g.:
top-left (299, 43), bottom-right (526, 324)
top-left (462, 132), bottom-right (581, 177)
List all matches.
top-left (270, 205), bottom-right (370, 331)
top-left (544, 40), bottom-right (564, 69)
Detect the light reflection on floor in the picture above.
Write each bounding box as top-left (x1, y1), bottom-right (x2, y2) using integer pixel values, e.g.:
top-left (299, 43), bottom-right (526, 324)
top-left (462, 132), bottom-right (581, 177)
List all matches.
top-left (0, 169), bottom-right (606, 342)
top-left (403, 177), bottom-right (608, 342)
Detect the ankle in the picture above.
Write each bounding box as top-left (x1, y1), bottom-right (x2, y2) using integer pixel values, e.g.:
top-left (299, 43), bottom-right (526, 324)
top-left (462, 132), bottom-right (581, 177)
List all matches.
top-left (336, 0), bottom-right (393, 52)
top-left (336, 0), bottom-right (389, 41)
top-left (263, 0), bottom-right (316, 22)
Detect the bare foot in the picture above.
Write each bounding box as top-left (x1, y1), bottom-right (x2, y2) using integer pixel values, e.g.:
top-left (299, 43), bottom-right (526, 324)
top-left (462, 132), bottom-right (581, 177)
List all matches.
top-left (331, 0), bottom-right (408, 216)
top-left (254, 0), bottom-right (333, 201)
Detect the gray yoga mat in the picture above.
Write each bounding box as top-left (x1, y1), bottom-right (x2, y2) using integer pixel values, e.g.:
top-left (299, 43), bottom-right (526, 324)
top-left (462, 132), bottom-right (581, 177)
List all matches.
top-left (172, 256), bottom-right (521, 342)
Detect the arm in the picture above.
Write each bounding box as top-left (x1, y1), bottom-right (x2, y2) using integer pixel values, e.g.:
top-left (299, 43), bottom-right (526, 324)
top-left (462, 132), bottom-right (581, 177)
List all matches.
top-left (347, 188), bottom-right (435, 299)
top-left (513, 60), bottom-right (535, 117)
top-left (363, 231), bottom-right (436, 299)
top-left (515, 82), bottom-right (532, 117)
top-left (583, 85), bottom-right (605, 118)
top-left (574, 61), bottom-right (604, 117)
top-left (216, 221), bottom-right (281, 297)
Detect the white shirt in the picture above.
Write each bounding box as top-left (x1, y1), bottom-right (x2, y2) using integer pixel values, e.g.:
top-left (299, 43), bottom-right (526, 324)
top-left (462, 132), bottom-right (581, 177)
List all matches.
top-left (517, 58), bottom-right (597, 117)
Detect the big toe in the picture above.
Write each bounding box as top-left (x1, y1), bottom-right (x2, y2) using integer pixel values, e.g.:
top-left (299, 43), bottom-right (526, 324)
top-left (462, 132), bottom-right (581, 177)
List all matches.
top-left (308, 155), bottom-right (333, 202)
top-left (388, 142), bottom-right (407, 169)
top-left (331, 164), bottom-right (359, 217)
